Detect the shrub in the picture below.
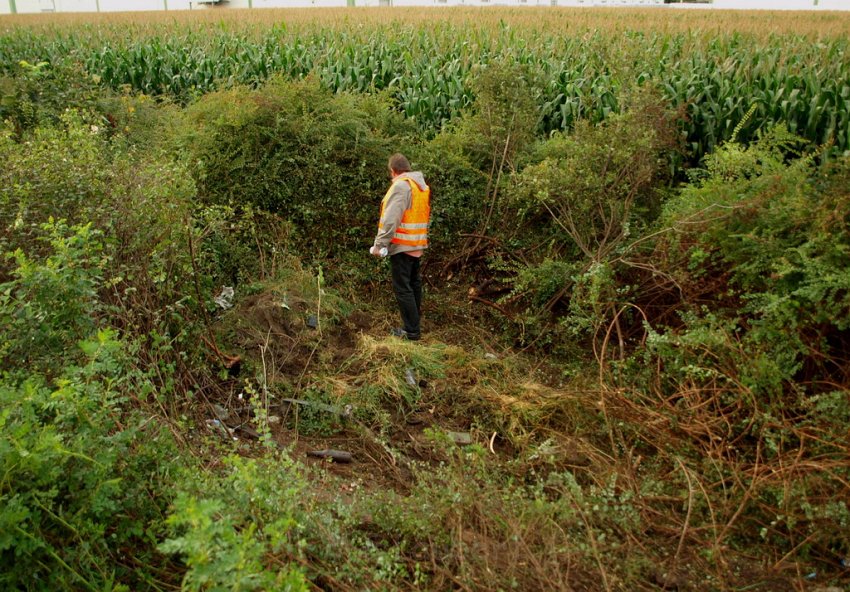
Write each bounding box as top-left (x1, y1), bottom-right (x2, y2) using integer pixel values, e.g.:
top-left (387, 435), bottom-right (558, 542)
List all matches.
top-left (510, 90), bottom-right (680, 264)
top-left (0, 110), bottom-right (272, 405)
top-left (485, 92), bottom-right (682, 349)
top-left (414, 60), bottom-right (537, 254)
top-left (178, 76), bottom-right (413, 259)
top-left (655, 126), bottom-right (850, 393)
top-left (160, 456), bottom-right (309, 592)
top-left (0, 226), bottom-right (181, 590)
top-left (0, 221), bottom-right (103, 379)
top-left (413, 130), bottom-right (488, 252)
top-left (600, 129), bottom-right (850, 570)
top-left (0, 60), bottom-right (104, 138)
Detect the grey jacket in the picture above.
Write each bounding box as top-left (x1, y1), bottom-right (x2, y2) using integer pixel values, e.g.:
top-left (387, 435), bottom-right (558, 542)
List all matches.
top-left (372, 171), bottom-right (429, 256)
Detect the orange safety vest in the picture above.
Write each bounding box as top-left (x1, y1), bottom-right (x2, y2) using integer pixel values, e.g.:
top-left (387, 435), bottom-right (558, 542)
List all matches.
top-left (379, 176), bottom-right (430, 248)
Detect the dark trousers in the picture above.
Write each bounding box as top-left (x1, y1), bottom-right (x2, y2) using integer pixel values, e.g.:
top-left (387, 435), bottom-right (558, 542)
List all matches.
top-left (390, 253), bottom-right (422, 337)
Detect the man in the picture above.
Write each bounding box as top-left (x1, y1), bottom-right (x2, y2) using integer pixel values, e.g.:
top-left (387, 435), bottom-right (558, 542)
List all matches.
top-left (370, 153), bottom-right (430, 341)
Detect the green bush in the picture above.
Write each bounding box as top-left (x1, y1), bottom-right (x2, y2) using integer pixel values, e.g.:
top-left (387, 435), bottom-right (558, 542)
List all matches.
top-left (655, 126), bottom-right (850, 393)
top-left (599, 129), bottom-right (850, 565)
top-left (0, 348), bottom-right (182, 591)
top-left (480, 92), bottom-right (682, 349)
top-left (0, 110), bottom-right (279, 402)
top-left (0, 110), bottom-right (112, 253)
top-left (178, 76), bottom-right (414, 259)
top-left (413, 130), bottom-right (488, 251)
top-left (0, 221), bottom-right (103, 379)
top-left (414, 61), bottom-right (537, 253)
top-left (0, 60), bottom-right (104, 138)
top-left (0, 226), bottom-right (181, 590)
top-left (510, 90), bottom-right (680, 263)
top-left (160, 456), bottom-right (309, 592)
top-left (0, 109), bottom-right (196, 290)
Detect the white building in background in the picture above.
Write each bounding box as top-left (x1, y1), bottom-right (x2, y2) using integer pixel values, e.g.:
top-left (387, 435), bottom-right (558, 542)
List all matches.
top-left (713, 0), bottom-right (847, 8)
top-left (1, 0), bottom-right (848, 14)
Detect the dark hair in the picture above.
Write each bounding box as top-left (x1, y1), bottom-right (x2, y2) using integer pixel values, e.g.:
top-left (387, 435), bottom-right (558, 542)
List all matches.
top-left (388, 153), bottom-right (411, 174)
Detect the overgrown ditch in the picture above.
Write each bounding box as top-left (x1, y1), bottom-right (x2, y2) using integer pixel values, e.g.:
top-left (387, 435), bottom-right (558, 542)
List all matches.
top-left (1, 51), bottom-right (849, 592)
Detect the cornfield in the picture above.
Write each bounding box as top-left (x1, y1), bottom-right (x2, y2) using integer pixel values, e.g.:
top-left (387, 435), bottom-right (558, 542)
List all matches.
top-left (2, 8), bottom-right (849, 159)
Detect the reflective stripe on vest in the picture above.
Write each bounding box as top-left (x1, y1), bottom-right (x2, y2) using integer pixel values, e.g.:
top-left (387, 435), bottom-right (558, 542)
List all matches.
top-left (379, 176), bottom-right (430, 248)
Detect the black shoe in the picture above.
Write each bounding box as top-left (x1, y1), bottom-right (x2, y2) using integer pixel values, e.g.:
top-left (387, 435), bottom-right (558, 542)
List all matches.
top-left (390, 327), bottom-right (420, 341)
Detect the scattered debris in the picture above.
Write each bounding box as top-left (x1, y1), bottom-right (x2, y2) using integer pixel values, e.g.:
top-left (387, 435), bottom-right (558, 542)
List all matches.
top-left (214, 286), bottom-right (235, 309)
top-left (307, 449), bottom-right (353, 463)
top-left (484, 352), bottom-right (498, 360)
top-left (340, 481), bottom-right (361, 493)
top-left (212, 404), bottom-right (229, 421)
top-left (447, 431), bottom-right (472, 445)
top-left (404, 367), bottom-right (417, 387)
top-left (306, 314), bottom-right (319, 329)
top-left (205, 419), bottom-right (238, 441)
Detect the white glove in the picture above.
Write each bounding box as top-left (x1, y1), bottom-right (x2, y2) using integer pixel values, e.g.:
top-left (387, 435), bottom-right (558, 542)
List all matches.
top-left (370, 246), bottom-right (388, 257)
